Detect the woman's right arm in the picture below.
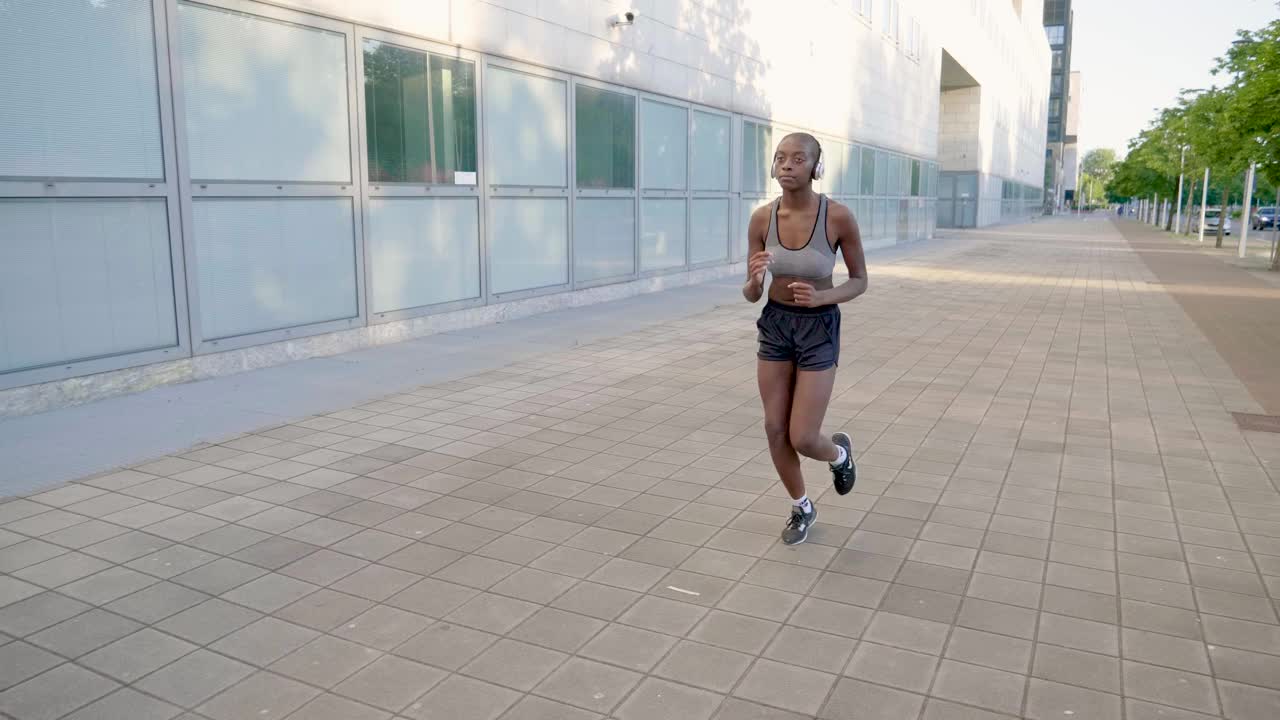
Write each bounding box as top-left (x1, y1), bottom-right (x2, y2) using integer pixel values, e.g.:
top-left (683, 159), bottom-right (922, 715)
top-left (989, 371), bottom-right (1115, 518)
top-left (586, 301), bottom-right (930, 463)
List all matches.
top-left (743, 207), bottom-right (770, 303)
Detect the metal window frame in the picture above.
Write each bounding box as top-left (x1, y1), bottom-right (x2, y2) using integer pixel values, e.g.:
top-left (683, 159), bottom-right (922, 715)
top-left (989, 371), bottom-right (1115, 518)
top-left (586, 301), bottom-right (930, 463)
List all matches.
top-left (170, 0), bottom-right (367, 355)
top-left (354, 28), bottom-right (488, 324)
top-left (0, 0), bottom-right (192, 390)
top-left (482, 58), bottom-right (572, 303)
top-left (571, 76), bottom-right (639, 290)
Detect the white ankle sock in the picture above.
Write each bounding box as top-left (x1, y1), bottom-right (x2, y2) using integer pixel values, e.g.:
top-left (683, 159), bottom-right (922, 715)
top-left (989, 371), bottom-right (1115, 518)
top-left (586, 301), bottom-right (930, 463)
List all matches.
top-left (793, 496), bottom-right (812, 514)
top-left (831, 445), bottom-right (848, 467)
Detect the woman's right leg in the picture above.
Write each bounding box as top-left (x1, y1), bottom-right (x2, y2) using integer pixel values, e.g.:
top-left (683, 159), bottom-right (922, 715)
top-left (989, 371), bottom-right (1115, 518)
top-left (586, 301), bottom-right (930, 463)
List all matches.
top-left (758, 358), bottom-right (805, 500)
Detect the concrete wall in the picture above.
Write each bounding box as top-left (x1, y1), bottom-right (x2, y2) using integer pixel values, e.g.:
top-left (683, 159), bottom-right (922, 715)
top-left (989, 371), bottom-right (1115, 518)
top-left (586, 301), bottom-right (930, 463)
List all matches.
top-left (276, 0), bottom-right (942, 159)
top-left (938, 86), bottom-right (982, 172)
top-left (916, 0), bottom-right (1050, 189)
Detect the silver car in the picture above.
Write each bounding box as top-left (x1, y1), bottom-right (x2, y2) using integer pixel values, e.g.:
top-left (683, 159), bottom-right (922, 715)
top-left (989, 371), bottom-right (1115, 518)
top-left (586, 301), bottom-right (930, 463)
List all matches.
top-left (1194, 209), bottom-right (1232, 235)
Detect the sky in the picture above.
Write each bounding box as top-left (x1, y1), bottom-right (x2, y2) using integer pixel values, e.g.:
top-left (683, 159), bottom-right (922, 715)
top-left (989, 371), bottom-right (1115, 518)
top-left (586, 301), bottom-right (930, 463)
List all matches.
top-left (1070, 0), bottom-right (1278, 158)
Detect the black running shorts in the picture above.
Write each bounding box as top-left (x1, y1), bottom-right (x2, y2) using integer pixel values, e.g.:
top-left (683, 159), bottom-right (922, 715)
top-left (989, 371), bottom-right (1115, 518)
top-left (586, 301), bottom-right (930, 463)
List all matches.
top-left (756, 300), bottom-right (841, 371)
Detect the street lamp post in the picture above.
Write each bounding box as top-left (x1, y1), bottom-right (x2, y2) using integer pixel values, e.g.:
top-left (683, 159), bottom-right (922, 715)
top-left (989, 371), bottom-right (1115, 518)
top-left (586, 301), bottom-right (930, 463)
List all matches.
top-left (1239, 161), bottom-right (1256, 259)
top-left (1174, 146), bottom-right (1186, 234)
top-left (1198, 167), bottom-right (1210, 242)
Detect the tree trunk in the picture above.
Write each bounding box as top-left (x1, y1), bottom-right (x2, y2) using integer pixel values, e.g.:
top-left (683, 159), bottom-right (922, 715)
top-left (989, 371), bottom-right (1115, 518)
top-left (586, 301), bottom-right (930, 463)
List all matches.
top-left (1271, 187), bottom-right (1280, 271)
top-left (1215, 189), bottom-right (1228, 248)
top-left (1164, 196), bottom-right (1174, 232)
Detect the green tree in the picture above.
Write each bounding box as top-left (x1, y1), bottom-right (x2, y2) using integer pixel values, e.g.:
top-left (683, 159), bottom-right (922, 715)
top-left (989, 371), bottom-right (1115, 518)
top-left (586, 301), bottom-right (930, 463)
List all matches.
top-left (1184, 88), bottom-right (1247, 247)
top-left (1215, 18), bottom-right (1280, 266)
top-left (1082, 148), bottom-right (1117, 189)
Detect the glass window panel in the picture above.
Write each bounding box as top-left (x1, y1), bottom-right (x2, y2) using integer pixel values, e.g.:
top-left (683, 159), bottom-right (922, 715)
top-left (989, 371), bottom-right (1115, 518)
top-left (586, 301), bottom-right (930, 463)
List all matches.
top-left (193, 198), bottom-right (358, 340)
top-left (576, 86), bottom-right (634, 189)
top-left (874, 151), bottom-right (887, 196)
top-left (857, 199), bottom-right (873, 238)
top-left (739, 197), bottom-right (769, 260)
top-left (911, 160), bottom-right (921, 196)
top-left (486, 67), bottom-right (567, 187)
top-left (0, 199), bottom-right (176, 373)
top-left (819, 141), bottom-right (843, 195)
top-left (367, 197), bottom-right (480, 313)
top-left (575, 198), bottom-right (635, 281)
top-left (742, 122), bottom-right (772, 194)
top-left (430, 55), bottom-right (478, 183)
top-left (842, 145), bottom-right (860, 196)
top-left (886, 156), bottom-right (899, 198)
top-left (642, 100), bottom-right (687, 190)
top-left (489, 197), bottom-right (568, 293)
top-left (641, 198), bottom-right (686, 271)
top-left (860, 148), bottom-right (875, 195)
top-left (899, 157), bottom-right (911, 196)
top-left (690, 198), bottom-right (729, 265)
top-left (364, 42), bottom-right (429, 183)
top-left (1, 0), bottom-right (164, 179)
top-left (179, 3), bottom-right (351, 183)
top-left (691, 111), bottom-right (730, 191)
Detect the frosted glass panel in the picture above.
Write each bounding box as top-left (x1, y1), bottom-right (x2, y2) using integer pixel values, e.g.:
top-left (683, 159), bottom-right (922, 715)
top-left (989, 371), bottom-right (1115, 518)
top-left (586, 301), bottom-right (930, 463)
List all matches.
top-left (691, 112), bottom-right (730, 191)
top-left (739, 197), bottom-right (770, 261)
top-left (489, 198), bottom-right (568, 293)
top-left (194, 198), bottom-right (357, 340)
top-left (841, 145), bottom-right (860, 196)
top-left (642, 100), bottom-right (687, 190)
top-left (742, 122), bottom-right (771, 194)
top-left (575, 199), bottom-right (635, 282)
top-left (0, 199), bottom-right (176, 373)
top-left (179, 3), bottom-right (351, 183)
top-left (368, 197), bottom-right (480, 313)
top-left (819, 142), bottom-right (843, 195)
top-left (487, 67), bottom-right (566, 187)
top-left (0, 0), bottom-right (164, 179)
top-left (690, 198), bottom-right (729, 265)
top-left (641, 199), bottom-right (685, 271)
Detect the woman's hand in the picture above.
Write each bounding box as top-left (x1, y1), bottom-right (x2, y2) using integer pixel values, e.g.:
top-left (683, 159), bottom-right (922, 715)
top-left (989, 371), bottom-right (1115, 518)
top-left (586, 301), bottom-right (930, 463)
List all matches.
top-left (788, 282), bottom-right (828, 308)
top-left (747, 251), bottom-right (772, 289)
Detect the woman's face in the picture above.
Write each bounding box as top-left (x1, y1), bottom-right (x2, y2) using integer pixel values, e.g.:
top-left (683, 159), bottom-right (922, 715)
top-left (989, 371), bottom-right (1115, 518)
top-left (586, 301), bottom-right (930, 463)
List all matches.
top-left (773, 137), bottom-right (817, 189)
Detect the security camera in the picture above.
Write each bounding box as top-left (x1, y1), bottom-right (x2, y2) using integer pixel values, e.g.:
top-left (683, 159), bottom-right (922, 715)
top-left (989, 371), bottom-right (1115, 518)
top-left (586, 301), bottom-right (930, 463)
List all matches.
top-left (609, 10), bottom-right (638, 27)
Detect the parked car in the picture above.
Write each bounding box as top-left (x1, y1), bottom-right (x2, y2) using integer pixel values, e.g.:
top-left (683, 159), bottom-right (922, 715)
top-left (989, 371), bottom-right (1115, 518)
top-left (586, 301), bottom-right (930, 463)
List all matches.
top-left (1193, 209), bottom-right (1232, 235)
top-left (1251, 206), bottom-right (1276, 231)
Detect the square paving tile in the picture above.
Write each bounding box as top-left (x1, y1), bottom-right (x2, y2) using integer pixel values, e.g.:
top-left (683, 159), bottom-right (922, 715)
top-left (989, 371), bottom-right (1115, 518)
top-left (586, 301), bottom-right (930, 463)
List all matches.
top-left (80, 628), bottom-right (196, 682)
top-left (654, 639), bottom-right (754, 692)
top-left (270, 635), bottom-right (381, 688)
top-left (394, 621), bottom-right (498, 670)
top-left (533, 657), bottom-right (642, 715)
top-left (0, 663), bottom-right (118, 720)
top-left (333, 655), bottom-right (446, 712)
top-left (402, 674), bottom-right (519, 720)
top-left (462, 638), bottom-right (568, 691)
top-left (579, 623), bottom-right (677, 672)
top-left (135, 650), bottom-right (254, 707)
top-left (196, 671), bottom-right (319, 720)
top-left (819, 677), bottom-right (925, 720)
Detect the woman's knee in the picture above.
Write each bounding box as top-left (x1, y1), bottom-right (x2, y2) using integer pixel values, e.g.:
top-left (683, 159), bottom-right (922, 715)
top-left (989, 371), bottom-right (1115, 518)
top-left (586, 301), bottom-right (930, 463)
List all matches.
top-left (764, 421), bottom-right (791, 448)
top-left (789, 428), bottom-right (824, 458)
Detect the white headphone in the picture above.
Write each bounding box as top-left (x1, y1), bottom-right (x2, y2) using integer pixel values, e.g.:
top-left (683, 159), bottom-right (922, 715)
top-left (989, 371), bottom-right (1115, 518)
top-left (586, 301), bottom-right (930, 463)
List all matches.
top-left (770, 141), bottom-right (825, 181)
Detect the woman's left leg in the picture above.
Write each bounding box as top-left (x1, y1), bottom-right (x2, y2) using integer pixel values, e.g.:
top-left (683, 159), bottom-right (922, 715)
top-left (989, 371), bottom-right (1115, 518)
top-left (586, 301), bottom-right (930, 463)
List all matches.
top-left (788, 367), bottom-right (839, 463)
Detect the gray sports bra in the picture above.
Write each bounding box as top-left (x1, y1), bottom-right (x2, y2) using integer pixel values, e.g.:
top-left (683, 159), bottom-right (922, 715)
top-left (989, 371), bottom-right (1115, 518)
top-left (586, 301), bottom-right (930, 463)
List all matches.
top-left (765, 194), bottom-right (837, 280)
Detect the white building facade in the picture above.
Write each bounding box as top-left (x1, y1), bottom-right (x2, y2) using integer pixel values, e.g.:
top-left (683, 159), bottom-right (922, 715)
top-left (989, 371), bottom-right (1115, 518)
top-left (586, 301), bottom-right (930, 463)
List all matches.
top-left (0, 0), bottom-right (1050, 411)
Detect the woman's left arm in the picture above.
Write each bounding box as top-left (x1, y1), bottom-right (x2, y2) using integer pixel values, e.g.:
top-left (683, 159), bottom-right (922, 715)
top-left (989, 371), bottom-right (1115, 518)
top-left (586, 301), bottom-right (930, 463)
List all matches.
top-left (818, 204), bottom-right (868, 305)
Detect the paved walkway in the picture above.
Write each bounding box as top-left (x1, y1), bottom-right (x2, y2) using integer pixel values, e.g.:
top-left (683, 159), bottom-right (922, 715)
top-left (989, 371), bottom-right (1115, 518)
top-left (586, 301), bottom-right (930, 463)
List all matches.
top-left (1, 217), bottom-right (1279, 720)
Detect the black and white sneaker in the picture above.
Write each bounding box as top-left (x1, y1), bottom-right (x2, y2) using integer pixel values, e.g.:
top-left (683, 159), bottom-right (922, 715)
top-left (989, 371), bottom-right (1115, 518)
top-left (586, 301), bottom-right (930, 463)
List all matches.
top-left (831, 432), bottom-right (856, 495)
top-left (781, 503), bottom-right (816, 545)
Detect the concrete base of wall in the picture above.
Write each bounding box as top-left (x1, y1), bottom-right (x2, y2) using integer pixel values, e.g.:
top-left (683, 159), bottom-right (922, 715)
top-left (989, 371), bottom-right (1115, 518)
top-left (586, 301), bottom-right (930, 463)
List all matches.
top-left (1, 262), bottom-right (745, 418)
